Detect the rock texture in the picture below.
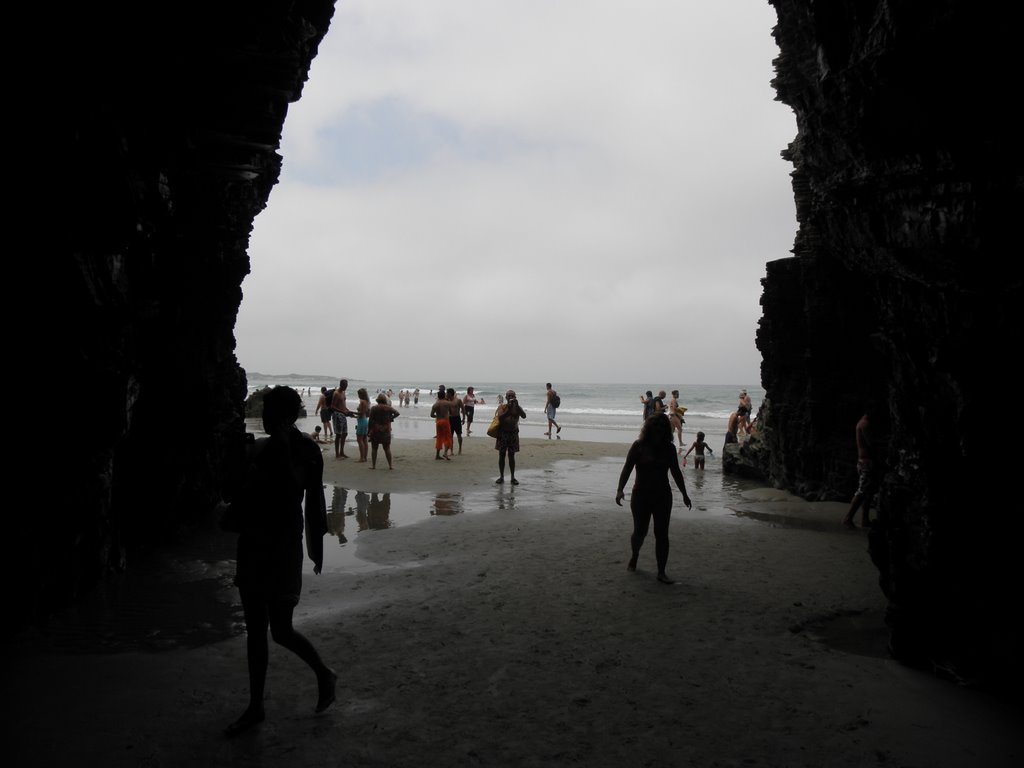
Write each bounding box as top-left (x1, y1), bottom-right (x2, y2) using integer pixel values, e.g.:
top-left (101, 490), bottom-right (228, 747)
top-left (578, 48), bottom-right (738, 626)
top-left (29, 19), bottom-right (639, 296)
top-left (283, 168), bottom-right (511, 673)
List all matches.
top-left (23, 0), bottom-right (1021, 690)
top-left (20, 1), bottom-right (335, 630)
top-left (758, 0), bottom-right (1022, 687)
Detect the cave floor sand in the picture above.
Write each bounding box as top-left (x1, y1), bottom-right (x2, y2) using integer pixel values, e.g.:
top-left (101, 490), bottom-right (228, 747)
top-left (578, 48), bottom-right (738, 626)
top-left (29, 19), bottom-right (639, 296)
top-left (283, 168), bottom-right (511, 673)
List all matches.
top-left (7, 438), bottom-right (1021, 767)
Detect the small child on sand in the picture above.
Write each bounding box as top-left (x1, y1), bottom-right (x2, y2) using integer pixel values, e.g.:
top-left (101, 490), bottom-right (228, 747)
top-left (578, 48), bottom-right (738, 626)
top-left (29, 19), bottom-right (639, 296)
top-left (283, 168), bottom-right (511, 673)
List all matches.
top-left (311, 425), bottom-right (323, 443)
top-left (682, 431), bottom-right (713, 469)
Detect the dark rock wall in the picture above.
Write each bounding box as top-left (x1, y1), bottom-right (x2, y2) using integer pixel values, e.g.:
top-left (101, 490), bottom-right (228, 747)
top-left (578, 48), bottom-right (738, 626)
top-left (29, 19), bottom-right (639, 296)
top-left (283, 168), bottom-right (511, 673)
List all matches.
top-left (25, 0), bottom-right (1021, 687)
top-left (22, 1), bottom-right (336, 628)
top-left (761, 0), bottom-right (1022, 685)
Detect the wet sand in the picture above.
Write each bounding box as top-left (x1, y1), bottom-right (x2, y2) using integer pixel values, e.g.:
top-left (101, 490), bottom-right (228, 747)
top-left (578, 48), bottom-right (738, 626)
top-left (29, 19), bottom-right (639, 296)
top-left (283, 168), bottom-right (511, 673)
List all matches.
top-left (7, 436), bottom-right (1022, 767)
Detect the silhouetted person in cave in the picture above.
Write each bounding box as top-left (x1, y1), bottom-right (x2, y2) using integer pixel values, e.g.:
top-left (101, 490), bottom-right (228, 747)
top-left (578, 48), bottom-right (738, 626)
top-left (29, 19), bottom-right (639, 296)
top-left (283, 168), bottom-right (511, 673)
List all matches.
top-left (616, 414), bottom-right (692, 584)
top-left (842, 403), bottom-right (879, 529)
top-left (223, 385), bottom-right (337, 737)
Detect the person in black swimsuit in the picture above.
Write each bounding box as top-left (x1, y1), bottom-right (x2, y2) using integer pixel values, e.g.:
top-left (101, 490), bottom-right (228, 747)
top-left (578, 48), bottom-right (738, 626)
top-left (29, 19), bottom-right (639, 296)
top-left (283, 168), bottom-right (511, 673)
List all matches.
top-left (615, 414), bottom-right (692, 584)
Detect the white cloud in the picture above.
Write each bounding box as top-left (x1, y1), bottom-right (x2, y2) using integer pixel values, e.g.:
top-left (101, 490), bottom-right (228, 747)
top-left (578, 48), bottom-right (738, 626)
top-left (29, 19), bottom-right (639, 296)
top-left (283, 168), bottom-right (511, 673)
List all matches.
top-left (235, 0), bottom-right (797, 384)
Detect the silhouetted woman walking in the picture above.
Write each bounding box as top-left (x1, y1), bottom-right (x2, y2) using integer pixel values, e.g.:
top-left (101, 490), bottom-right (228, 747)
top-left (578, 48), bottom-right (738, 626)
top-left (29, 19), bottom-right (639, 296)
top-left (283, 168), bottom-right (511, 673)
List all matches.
top-left (615, 414), bottom-right (692, 583)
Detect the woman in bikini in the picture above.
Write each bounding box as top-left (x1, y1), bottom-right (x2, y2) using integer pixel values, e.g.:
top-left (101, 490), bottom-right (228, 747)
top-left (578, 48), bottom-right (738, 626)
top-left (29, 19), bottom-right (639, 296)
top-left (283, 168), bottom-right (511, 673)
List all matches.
top-left (355, 388), bottom-right (371, 462)
top-left (615, 414), bottom-right (692, 584)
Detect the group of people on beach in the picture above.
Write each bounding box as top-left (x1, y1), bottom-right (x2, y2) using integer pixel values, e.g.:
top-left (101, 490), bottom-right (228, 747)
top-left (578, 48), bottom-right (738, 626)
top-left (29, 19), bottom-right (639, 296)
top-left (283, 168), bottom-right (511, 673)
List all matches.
top-left (640, 388), bottom-right (689, 451)
top-left (313, 379), bottom-right (400, 469)
top-left (226, 379), bottom-right (755, 736)
top-left (392, 389), bottom-right (419, 407)
top-left (428, 384), bottom-right (482, 459)
top-left (724, 389), bottom-right (757, 450)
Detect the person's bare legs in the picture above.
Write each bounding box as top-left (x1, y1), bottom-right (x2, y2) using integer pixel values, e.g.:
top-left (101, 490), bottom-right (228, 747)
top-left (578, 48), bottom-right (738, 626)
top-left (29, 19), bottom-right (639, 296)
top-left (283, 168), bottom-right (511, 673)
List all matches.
top-left (267, 602), bottom-right (336, 713)
top-left (496, 448), bottom-right (506, 482)
top-left (842, 494), bottom-right (865, 527)
top-left (508, 452), bottom-right (518, 484)
top-left (384, 445), bottom-right (394, 469)
top-left (370, 443), bottom-right (378, 469)
top-left (227, 596), bottom-right (336, 736)
top-left (653, 508), bottom-right (673, 583)
top-left (226, 594), bottom-right (270, 736)
top-left (628, 506), bottom-right (649, 572)
top-left (860, 496), bottom-right (872, 527)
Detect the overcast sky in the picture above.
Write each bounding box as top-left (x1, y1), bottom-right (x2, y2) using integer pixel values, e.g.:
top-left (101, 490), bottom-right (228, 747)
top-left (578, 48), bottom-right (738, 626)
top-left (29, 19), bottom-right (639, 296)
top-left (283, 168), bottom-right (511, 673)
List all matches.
top-left (234, 0), bottom-right (797, 385)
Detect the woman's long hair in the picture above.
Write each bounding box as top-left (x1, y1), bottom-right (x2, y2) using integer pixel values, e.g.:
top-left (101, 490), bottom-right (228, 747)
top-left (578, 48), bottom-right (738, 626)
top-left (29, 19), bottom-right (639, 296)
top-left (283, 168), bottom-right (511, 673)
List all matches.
top-left (638, 414), bottom-right (673, 447)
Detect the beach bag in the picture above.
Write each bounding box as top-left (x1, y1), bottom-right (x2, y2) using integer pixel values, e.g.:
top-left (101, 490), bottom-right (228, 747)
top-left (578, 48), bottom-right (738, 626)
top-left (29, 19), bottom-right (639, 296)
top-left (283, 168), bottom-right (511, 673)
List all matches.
top-left (552, 393), bottom-right (561, 409)
top-left (486, 407), bottom-right (503, 438)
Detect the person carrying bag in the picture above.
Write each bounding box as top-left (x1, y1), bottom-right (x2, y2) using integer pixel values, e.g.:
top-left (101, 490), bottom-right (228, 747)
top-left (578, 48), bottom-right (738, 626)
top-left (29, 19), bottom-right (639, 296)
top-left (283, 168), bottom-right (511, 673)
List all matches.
top-left (486, 404), bottom-right (504, 438)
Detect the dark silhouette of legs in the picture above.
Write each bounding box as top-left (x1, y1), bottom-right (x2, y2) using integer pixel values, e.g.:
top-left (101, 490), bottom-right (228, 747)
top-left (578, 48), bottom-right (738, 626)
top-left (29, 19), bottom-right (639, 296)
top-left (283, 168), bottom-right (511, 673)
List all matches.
top-left (629, 504), bottom-right (652, 571)
top-left (652, 506), bottom-right (672, 582)
top-left (629, 497), bottom-right (673, 582)
top-left (227, 592), bottom-right (335, 737)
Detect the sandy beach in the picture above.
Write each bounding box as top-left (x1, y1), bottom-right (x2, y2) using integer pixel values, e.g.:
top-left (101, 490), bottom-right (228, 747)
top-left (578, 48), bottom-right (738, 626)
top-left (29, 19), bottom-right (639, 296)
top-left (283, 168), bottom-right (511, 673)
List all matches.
top-left (7, 436), bottom-right (1021, 767)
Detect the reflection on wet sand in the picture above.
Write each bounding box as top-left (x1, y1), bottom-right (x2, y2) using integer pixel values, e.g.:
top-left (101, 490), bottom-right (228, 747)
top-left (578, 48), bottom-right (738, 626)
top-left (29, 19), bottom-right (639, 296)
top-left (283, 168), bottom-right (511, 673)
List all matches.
top-left (326, 486), bottom-right (349, 545)
top-left (496, 487), bottom-right (516, 511)
top-left (430, 492), bottom-right (463, 517)
top-left (366, 492), bottom-right (392, 529)
top-left (328, 488), bottom-right (395, 540)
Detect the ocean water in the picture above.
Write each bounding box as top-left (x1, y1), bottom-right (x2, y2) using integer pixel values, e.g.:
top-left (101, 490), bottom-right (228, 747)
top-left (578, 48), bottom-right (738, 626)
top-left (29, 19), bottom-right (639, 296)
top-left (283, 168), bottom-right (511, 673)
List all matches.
top-left (244, 375), bottom-right (764, 448)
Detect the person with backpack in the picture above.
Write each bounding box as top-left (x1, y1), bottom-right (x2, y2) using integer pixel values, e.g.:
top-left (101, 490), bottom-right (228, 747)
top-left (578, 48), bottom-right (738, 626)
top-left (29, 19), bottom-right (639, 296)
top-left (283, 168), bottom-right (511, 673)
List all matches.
top-left (640, 390), bottom-right (655, 421)
top-left (544, 382), bottom-right (561, 436)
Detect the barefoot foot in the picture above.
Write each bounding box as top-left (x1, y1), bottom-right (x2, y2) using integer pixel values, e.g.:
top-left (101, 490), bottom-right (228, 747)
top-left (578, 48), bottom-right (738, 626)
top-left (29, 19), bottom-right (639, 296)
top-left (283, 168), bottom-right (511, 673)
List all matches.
top-left (316, 668), bottom-right (338, 713)
top-left (627, 557), bottom-right (637, 572)
top-left (225, 707), bottom-right (265, 738)
top-left (657, 573), bottom-right (675, 584)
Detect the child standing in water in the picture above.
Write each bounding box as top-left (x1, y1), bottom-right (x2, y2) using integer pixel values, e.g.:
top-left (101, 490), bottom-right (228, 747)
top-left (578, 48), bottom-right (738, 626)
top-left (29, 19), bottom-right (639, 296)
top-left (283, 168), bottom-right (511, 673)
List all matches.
top-left (682, 431), bottom-right (713, 469)
top-left (355, 388), bottom-right (371, 463)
